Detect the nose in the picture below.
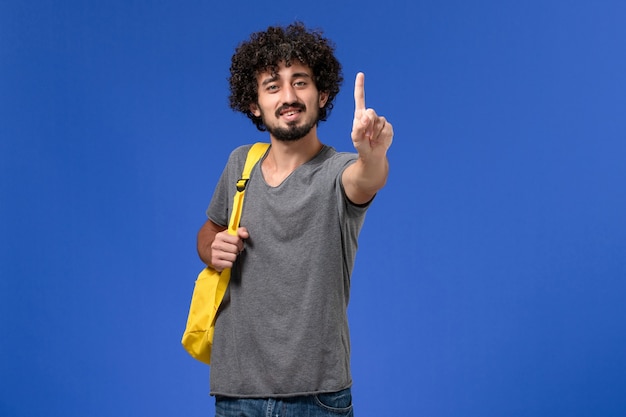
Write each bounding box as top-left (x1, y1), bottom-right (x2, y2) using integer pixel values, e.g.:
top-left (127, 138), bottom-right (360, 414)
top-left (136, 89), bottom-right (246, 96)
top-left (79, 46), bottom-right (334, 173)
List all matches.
top-left (281, 84), bottom-right (297, 104)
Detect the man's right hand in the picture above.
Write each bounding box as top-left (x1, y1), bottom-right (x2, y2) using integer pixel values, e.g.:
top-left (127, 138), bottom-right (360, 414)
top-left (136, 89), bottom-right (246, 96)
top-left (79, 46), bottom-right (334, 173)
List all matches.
top-left (197, 220), bottom-right (249, 271)
top-left (209, 227), bottom-right (249, 272)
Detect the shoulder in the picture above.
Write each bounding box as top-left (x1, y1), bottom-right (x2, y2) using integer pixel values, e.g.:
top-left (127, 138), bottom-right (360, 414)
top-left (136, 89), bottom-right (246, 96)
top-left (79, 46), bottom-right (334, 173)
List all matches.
top-left (227, 143), bottom-right (270, 166)
top-left (318, 146), bottom-right (358, 170)
top-left (222, 144), bottom-right (258, 176)
top-left (324, 147), bottom-right (359, 176)
top-left (227, 144), bottom-right (255, 164)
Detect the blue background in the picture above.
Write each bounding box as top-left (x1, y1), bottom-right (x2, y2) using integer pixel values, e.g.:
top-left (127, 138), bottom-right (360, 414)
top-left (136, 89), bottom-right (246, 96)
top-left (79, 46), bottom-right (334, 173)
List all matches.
top-left (2, 1), bottom-right (625, 416)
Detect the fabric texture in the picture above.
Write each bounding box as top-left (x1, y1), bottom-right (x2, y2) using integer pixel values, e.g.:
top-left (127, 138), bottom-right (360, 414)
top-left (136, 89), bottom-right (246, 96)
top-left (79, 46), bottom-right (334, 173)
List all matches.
top-left (206, 144), bottom-right (370, 397)
top-left (215, 387), bottom-right (353, 417)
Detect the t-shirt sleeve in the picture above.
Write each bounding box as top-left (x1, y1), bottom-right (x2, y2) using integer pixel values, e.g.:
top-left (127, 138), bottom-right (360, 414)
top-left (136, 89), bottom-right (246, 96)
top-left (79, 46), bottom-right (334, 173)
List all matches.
top-left (206, 166), bottom-right (229, 227)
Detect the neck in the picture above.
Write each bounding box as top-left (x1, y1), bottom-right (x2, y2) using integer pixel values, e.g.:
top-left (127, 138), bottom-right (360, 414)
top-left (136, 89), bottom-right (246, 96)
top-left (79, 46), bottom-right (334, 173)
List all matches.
top-left (262, 132), bottom-right (324, 186)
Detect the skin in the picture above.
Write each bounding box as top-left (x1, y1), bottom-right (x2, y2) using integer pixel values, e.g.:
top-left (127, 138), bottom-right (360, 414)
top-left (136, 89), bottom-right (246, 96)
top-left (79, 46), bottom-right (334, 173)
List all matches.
top-left (197, 61), bottom-right (393, 271)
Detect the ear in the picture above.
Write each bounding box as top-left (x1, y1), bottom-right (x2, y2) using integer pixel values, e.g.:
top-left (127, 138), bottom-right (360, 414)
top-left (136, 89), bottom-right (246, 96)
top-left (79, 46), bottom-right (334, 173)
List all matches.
top-left (319, 91), bottom-right (329, 108)
top-left (249, 103), bottom-right (261, 117)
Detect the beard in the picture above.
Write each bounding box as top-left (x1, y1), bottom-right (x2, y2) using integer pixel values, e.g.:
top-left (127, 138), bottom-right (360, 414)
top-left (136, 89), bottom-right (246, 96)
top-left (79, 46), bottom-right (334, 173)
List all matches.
top-left (267, 119), bottom-right (317, 142)
top-left (260, 103), bottom-right (319, 142)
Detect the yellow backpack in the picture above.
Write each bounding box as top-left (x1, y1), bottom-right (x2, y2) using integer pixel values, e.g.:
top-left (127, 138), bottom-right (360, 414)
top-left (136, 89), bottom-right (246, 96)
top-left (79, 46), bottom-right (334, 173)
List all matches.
top-left (181, 143), bottom-right (269, 364)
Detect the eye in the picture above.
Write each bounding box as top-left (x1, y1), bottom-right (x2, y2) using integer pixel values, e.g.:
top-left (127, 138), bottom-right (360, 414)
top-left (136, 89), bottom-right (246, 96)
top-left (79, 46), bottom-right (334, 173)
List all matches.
top-left (294, 81), bottom-right (307, 88)
top-left (265, 84), bottom-right (279, 92)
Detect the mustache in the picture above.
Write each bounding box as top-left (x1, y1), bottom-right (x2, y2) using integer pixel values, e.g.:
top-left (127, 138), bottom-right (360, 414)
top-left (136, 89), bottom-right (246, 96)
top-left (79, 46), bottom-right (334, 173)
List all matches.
top-left (275, 103), bottom-right (306, 118)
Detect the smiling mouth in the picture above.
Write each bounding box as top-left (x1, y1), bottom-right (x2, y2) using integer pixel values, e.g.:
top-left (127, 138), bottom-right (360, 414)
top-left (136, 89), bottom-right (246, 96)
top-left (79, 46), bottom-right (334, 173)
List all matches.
top-left (276, 104), bottom-right (305, 118)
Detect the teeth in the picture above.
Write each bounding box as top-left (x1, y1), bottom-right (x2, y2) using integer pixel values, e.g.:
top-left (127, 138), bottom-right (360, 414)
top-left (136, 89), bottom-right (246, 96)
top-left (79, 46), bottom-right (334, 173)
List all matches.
top-left (280, 109), bottom-right (301, 118)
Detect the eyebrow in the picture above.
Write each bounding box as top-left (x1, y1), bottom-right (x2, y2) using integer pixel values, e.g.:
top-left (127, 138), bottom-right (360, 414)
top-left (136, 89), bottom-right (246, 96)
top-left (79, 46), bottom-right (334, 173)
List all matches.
top-left (261, 75), bottom-right (279, 87)
top-left (260, 72), bottom-right (312, 87)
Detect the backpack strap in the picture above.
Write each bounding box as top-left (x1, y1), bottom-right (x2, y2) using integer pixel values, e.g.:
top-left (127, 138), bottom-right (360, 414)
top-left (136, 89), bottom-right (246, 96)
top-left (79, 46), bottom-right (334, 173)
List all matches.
top-left (227, 143), bottom-right (270, 235)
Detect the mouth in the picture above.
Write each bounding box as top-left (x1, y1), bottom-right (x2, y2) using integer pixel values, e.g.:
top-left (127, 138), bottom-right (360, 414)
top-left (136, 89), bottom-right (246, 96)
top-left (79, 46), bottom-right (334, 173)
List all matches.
top-left (276, 105), bottom-right (305, 121)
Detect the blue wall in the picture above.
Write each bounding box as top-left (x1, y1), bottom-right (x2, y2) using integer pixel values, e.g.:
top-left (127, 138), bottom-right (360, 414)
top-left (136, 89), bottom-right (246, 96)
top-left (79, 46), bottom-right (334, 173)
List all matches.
top-left (2, 1), bottom-right (625, 415)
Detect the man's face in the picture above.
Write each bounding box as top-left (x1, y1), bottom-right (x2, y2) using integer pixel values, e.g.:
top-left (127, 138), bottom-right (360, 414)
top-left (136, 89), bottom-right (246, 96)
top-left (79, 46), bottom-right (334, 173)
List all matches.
top-left (250, 61), bottom-right (329, 142)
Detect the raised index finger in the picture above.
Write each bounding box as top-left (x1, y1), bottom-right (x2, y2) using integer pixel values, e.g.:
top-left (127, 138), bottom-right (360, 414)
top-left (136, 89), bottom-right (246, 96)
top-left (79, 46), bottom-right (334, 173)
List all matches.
top-left (354, 72), bottom-right (366, 111)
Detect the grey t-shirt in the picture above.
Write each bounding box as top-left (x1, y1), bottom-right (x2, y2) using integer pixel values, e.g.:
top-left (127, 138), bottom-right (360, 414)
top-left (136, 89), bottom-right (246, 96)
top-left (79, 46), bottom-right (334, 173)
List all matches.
top-left (206, 144), bottom-right (370, 398)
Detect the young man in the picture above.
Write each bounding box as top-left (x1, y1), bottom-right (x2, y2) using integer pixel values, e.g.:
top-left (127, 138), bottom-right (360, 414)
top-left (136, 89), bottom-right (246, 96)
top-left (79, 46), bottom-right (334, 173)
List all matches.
top-left (197, 22), bottom-right (393, 416)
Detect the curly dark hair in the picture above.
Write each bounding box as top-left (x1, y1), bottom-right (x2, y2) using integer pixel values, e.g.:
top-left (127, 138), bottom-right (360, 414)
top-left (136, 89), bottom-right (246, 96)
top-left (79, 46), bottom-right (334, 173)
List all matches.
top-left (228, 22), bottom-right (343, 131)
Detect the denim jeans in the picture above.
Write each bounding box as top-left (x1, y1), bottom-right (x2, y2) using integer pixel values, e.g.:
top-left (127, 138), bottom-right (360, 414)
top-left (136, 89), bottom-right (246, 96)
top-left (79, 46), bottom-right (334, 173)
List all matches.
top-left (214, 387), bottom-right (354, 417)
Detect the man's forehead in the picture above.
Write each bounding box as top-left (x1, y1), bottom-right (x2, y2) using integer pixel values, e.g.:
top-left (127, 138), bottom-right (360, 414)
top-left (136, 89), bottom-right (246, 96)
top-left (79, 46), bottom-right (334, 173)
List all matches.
top-left (256, 60), bottom-right (312, 79)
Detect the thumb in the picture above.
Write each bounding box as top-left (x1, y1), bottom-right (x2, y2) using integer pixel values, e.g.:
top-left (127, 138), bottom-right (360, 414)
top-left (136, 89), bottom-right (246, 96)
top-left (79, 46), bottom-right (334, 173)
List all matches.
top-left (237, 227), bottom-right (249, 239)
